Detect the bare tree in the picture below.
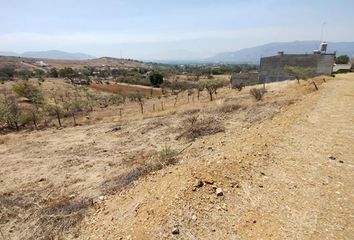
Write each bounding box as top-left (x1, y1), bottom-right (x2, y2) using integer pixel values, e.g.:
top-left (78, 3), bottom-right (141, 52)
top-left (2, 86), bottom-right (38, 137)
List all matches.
top-left (45, 103), bottom-right (63, 127)
top-left (129, 93), bottom-right (145, 114)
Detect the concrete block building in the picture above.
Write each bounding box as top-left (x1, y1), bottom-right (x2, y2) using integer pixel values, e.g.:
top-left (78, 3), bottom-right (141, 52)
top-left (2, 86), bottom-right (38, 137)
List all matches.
top-left (259, 51), bottom-right (335, 83)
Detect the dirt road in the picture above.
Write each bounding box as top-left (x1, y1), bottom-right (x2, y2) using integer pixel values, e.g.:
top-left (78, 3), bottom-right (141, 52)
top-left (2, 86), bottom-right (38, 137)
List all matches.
top-left (79, 75), bottom-right (354, 239)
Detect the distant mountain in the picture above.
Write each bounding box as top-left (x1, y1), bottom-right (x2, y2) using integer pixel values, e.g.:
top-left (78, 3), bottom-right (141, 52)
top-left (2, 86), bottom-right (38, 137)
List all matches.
top-left (0, 51), bottom-right (20, 57)
top-left (0, 50), bottom-right (95, 60)
top-left (208, 41), bottom-right (354, 63)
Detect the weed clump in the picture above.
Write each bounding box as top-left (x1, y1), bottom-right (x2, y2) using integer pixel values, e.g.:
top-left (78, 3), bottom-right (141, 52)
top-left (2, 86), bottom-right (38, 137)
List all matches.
top-left (250, 88), bottom-right (266, 101)
top-left (146, 146), bottom-right (178, 171)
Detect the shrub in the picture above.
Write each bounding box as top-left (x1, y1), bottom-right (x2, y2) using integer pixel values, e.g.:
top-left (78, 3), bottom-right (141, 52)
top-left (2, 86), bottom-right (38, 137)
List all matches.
top-left (12, 81), bottom-right (44, 105)
top-left (48, 68), bottom-right (59, 78)
top-left (249, 88), bottom-right (265, 101)
top-left (149, 73), bottom-right (164, 86)
top-left (0, 67), bottom-right (15, 81)
top-left (59, 67), bottom-right (76, 78)
top-left (146, 147), bottom-right (178, 171)
top-left (158, 146), bottom-right (178, 165)
top-left (17, 70), bottom-right (33, 80)
top-left (0, 96), bottom-right (22, 130)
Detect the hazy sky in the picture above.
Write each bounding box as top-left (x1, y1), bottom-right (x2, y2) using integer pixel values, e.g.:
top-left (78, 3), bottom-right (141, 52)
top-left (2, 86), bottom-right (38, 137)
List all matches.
top-left (1, 0), bottom-right (353, 60)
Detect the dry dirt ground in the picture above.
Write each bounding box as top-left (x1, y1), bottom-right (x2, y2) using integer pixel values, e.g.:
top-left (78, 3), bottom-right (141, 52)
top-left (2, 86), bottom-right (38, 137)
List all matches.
top-left (1, 74), bottom-right (354, 239)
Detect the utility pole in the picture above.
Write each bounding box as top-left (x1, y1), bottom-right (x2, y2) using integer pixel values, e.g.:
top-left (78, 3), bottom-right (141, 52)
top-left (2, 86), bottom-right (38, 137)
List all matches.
top-left (320, 22), bottom-right (326, 43)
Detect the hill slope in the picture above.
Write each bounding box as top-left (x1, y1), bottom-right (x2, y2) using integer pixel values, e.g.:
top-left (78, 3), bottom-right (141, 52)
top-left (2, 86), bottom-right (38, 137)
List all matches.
top-left (78, 74), bottom-right (354, 239)
top-left (209, 41), bottom-right (354, 63)
top-left (0, 56), bottom-right (147, 70)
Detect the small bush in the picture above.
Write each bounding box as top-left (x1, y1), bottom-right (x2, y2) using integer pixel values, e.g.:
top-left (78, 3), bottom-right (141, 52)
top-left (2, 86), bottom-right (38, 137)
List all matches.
top-left (12, 81), bottom-right (44, 105)
top-left (146, 158), bottom-right (164, 172)
top-left (250, 88), bottom-right (265, 101)
top-left (146, 146), bottom-right (178, 171)
top-left (158, 146), bottom-right (178, 166)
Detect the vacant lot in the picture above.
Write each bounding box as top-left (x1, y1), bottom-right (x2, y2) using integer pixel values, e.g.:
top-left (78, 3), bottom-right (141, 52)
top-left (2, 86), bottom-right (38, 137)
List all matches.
top-left (1, 74), bottom-right (353, 239)
top-left (90, 82), bottom-right (163, 97)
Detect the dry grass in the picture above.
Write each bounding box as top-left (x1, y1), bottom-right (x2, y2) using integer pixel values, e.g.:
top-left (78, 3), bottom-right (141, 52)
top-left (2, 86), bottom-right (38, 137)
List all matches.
top-left (0, 192), bottom-right (35, 225)
top-left (101, 167), bottom-right (148, 195)
top-left (0, 135), bottom-right (9, 144)
top-left (1, 74), bottom-right (333, 239)
top-left (0, 191), bottom-right (92, 240)
top-left (32, 197), bottom-right (93, 239)
top-left (90, 83), bottom-right (162, 97)
top-left (180, 108), bottom-right (201, 116)
top-left (176, 115), bottom-right (225, 140)
top-left (217, 103), bottom-right (244, 114)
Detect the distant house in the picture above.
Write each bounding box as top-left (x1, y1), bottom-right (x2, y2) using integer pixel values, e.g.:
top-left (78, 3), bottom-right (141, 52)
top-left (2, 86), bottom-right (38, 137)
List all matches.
top-left (35, 60), bottom-right (49, 67)
top-left (143, 71), bottom-right (152, 78)
top-left (333, 63), bottom-right (352, 72)
top-left (258, 42), bottom-right (337, 83)
top-left (259, 53), bottom-right (335, 83)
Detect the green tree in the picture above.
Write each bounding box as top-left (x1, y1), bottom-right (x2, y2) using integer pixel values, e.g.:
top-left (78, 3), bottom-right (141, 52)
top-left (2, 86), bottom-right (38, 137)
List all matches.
top-left (285, 66), bottom-right (314, 84)
top-left (335, 55), bottom-right (350, 64)
top-left (0, 67), bottom-right (15, 81)
top-left (64, 99), bottom-right (86, 126)
top-left (0, 96), bottom-right (22, 130)
top-left (149, 73), bottom-right (164, 86)
top-left (198, 79), bottom-right (227, 101)
top-left (48, 68), bottom-right (59, 78)
top-left (34, 69), bottom-right (45, 78)
top-left (285, 66), bottom-right (319, 90)
top-left (12, 81), bottom-right (44, 106)
top-left (59, 67), bottom-right (76, 78)
top-left (17, 70), bottom-right (33, 80)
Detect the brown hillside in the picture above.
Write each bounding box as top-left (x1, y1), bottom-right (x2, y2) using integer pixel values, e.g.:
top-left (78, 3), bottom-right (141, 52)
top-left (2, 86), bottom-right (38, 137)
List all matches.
top-left (0, 74), bottom-right (353, 239)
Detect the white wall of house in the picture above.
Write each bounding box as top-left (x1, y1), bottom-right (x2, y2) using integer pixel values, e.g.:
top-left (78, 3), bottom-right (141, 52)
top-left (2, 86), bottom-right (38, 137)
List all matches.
top-left (333, 63), bottom-right (352, 72)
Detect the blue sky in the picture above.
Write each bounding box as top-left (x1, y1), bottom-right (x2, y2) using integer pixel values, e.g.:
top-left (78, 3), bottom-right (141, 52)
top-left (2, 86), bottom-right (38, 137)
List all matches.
top-left (0, 0), bottom-right (353, 60)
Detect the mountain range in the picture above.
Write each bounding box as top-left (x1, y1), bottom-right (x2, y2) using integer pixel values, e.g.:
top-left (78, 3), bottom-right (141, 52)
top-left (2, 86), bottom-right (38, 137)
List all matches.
top-left (1, 41), bottom-right (353, 63)
top-left (208, 41), bottom-right (354, 63)
top-left (0, 50), bottom-right (95, 60)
